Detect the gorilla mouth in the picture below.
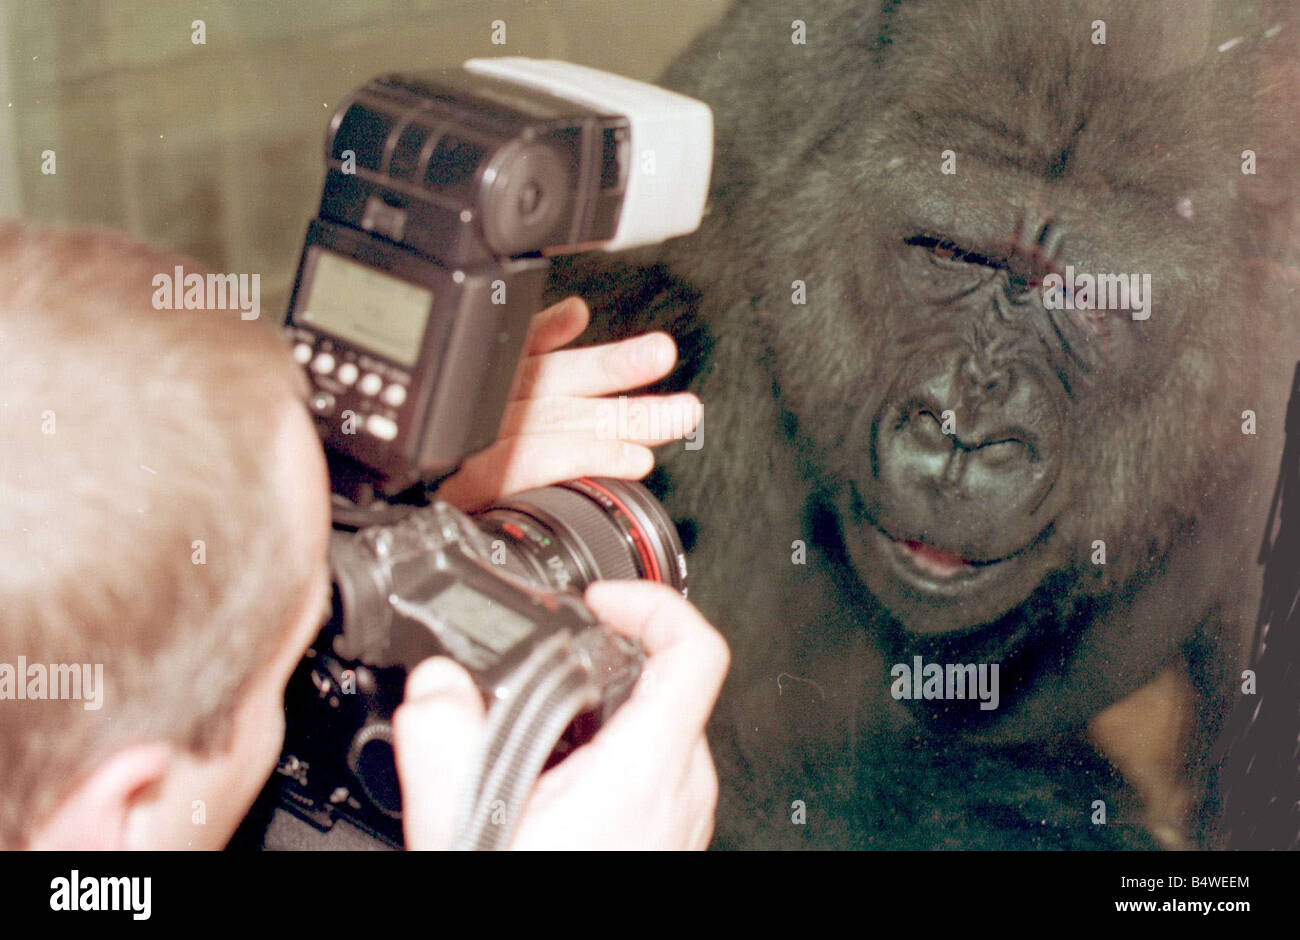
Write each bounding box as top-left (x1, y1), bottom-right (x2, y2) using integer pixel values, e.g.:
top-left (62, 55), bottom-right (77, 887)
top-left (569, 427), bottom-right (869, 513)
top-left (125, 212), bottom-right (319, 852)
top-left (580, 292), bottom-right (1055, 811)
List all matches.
top-left (843, 482), bottom-right (1057, 633)
top-left (847, 484), bottom-right (1014, 592)
top-left (898, 539), bottom-right (981, 577)
top-left (878, 528), bottom-right (1007, 597)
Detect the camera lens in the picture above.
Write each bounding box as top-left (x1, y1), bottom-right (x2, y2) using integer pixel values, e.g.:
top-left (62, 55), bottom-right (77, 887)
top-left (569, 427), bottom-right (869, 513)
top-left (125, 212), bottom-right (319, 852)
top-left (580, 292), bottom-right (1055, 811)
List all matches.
top-left (473, 477), bottom-right (688, 597)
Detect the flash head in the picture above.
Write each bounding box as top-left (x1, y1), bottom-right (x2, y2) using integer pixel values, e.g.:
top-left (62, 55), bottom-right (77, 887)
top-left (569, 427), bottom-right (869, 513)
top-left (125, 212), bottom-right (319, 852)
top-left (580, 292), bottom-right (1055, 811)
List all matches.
top-left (283, 59), bottom-right (713, 497)
top-left (462, 57), bottom-right (713, 252)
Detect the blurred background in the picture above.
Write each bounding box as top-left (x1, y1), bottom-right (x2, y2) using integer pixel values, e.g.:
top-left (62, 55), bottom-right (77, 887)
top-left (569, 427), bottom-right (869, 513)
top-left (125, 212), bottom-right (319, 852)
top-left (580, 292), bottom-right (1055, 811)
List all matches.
top-left (0, 0), bottom-right (728, 311)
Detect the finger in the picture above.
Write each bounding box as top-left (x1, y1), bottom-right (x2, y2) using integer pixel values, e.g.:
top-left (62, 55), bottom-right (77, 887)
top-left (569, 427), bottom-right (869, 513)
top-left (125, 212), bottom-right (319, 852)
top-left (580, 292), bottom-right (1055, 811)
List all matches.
top-left (434, 433), bottom-right (654, 511)
top-left (392, 658), bottom-right (486, 850)
top-left (496, 392), bottom-right (702, 444)
top-left (582, 581), bottom-right (730, 760)
top-left (513, 331), bottom-right (677, 400)
top-left (524, 296), bottom-right (590, 356)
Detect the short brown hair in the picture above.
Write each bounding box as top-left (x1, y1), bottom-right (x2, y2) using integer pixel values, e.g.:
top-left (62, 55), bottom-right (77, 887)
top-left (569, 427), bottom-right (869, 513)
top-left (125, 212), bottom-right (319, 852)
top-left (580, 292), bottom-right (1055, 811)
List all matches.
top-left (0, 222), bottom-right (315, 847)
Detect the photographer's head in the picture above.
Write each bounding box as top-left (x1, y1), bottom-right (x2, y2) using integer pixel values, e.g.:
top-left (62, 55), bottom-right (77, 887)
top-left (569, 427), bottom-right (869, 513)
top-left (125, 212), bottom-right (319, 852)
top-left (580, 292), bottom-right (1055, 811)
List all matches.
top-left (0, 223), bottom-right (333, 849)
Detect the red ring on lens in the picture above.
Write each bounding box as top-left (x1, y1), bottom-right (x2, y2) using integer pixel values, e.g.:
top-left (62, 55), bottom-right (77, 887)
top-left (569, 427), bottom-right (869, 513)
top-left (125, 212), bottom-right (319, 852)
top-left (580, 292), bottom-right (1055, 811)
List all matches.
top-left (572, 477), bottom-right (662, 584)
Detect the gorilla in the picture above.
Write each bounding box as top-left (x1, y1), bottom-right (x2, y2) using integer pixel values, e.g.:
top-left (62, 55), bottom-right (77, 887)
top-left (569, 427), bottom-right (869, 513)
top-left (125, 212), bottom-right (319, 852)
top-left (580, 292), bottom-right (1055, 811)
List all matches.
top-left (547, 0), bottom-right (1299, 849)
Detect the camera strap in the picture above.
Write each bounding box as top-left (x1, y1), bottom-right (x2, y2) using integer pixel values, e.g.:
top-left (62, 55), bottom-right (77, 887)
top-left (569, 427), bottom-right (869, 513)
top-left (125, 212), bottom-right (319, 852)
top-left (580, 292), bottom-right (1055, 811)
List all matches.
top-left (452, 630), bottom-right (597, 850)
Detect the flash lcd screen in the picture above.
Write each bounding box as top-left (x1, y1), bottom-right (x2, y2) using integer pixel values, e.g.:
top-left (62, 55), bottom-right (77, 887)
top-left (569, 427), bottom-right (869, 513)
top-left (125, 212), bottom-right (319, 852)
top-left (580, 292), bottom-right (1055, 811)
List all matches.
top-left (299, 250), bottom-right (433, 367)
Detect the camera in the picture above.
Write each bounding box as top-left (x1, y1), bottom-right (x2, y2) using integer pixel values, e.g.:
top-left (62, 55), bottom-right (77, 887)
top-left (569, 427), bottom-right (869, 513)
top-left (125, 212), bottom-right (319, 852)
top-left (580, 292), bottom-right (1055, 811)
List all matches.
top-left (278, 477), bottom-right (686, 847)
top-left (258, 59), bottom-right (711, 850)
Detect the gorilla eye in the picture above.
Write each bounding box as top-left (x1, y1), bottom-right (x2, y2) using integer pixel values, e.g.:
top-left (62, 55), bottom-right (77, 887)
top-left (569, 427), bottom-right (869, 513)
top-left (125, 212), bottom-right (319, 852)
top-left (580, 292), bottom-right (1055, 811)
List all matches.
top-left (906, 234), bottom-right (999, 269)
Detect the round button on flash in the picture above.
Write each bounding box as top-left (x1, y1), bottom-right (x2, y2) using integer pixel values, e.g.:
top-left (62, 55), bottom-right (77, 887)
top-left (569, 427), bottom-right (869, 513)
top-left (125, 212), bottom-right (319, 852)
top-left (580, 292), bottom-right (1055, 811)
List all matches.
top-left (381, 384), bottom-right (407, 407)
top-left (293, 343), bottom-right (313, 365)
top-left (359, 372), bottom-right (383, 396)
top-left (365, 414), bottom-right (398, 441)
top-left (311, 352), bottom-right (336, 375)
top-left (336, 362), bottom-right (359, 386)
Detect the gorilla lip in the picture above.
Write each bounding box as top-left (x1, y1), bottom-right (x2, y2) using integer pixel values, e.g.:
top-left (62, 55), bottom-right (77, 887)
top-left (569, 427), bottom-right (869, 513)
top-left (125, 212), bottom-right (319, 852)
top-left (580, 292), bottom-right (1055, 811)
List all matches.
top-left (898, 540), bottom-right (976, 579)
top-left (848, 486), bottom-right (999, 590)
top-left (875, 528), bottom-right (1004, 595)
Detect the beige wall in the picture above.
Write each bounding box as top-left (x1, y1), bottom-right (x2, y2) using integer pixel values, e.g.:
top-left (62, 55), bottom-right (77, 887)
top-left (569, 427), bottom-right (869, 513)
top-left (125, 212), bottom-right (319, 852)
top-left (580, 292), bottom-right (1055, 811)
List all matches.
top-left (0, 0), bottom-right (729, 310)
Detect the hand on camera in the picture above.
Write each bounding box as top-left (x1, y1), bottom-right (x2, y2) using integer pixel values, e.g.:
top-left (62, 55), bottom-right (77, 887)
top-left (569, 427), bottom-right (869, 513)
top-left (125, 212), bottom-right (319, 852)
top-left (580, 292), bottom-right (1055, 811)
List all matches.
top-left (392, 580), bottom-right (728, 850)
top-left (432, 296), bottom-right (701, 511)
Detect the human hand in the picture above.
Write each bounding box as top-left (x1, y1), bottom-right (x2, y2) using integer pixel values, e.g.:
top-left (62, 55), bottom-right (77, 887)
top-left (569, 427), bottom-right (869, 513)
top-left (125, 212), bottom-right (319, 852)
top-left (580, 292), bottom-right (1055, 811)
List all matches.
top-left (393, 580), bottom-right (729, 850)
top-left (433, 296), bottom-right (701, 512)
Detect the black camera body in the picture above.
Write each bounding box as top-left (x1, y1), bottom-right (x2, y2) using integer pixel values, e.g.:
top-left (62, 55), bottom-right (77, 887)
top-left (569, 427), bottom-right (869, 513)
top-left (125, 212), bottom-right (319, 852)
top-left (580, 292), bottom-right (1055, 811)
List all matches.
top-left (259, 60), bottom-right (711, 849)
top-left (280, 488), bottom-right (672, 846)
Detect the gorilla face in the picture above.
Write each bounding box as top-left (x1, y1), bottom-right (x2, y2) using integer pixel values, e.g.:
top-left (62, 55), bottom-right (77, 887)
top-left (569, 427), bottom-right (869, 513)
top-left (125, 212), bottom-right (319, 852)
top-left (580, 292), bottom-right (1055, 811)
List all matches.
top-left (736, 17), bottom-right (1255, 639)
top-left (847, 357), bottom-right (1068, 634)
top-left (842, 207), bottom-right (1160, 633)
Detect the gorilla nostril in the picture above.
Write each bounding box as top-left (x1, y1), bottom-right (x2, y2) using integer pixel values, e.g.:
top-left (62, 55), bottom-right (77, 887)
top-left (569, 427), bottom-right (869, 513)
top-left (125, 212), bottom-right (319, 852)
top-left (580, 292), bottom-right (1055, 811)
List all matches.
top-left (976, 438), bottom-right (1025, 468)
top-left (910, 408), bottom-right (952, 448)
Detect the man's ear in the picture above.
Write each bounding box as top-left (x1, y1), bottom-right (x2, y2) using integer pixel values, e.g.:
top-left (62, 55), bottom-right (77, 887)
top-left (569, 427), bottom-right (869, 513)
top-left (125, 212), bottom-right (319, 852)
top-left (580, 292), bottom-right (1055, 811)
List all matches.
top-left (27, 743), bottom-right (172, 850)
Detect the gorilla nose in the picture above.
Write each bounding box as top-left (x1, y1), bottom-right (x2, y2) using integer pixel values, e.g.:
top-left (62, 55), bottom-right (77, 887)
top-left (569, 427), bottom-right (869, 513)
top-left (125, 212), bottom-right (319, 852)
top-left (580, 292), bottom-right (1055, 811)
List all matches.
top-left (891, 403), bottom-right (1038, 481)
top-left (871, 379), bottom-right (1062, 555)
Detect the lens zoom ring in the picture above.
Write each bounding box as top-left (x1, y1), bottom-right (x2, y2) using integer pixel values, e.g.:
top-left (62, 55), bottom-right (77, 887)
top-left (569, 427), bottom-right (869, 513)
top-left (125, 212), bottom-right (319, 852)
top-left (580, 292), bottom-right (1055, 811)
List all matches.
top-left (514, 485), bottom-right (639, 582)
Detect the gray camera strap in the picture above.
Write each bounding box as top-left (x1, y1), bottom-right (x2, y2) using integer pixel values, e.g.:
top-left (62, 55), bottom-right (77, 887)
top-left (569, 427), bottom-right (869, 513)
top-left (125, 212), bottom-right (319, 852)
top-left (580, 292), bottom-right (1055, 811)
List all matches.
top-left (452, 630), bottom-right (597, 850)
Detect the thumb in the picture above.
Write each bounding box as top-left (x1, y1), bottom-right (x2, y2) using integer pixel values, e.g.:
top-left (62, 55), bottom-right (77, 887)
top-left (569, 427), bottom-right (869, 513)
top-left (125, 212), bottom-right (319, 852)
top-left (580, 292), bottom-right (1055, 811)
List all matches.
top-left (392, 657), bottom-right (486, 850)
